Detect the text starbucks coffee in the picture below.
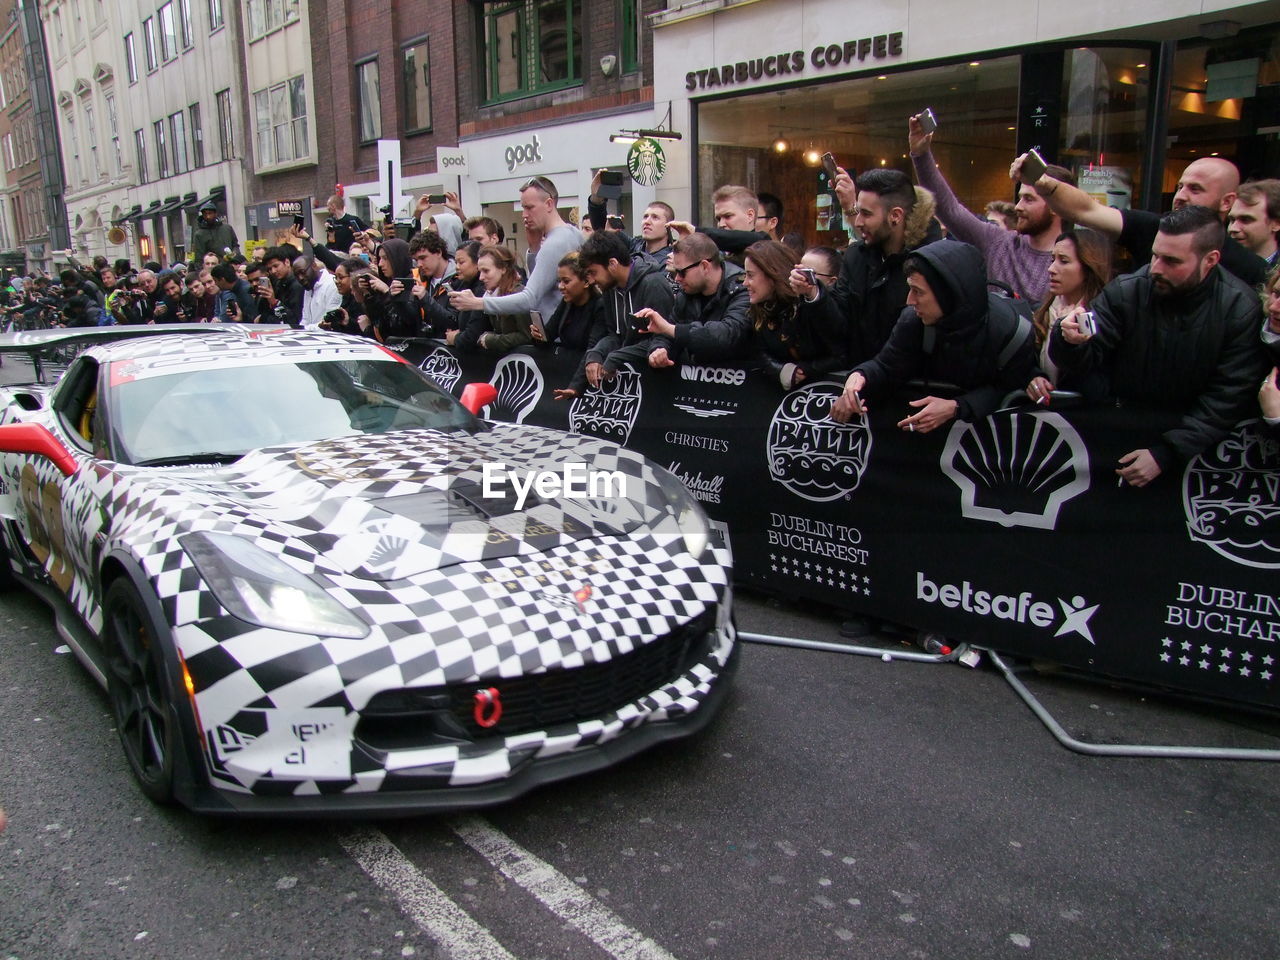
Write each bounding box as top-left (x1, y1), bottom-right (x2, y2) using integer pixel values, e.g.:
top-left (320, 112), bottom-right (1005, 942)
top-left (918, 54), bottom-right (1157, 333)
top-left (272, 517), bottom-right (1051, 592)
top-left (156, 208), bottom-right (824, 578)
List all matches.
top-left (685, 31), bottom-right (904, 92)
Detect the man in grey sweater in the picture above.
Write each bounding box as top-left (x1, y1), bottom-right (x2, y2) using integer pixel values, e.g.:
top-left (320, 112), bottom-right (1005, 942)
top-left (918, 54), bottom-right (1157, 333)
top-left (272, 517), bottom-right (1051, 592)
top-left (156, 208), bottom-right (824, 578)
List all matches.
top-left (447, 175), bottom-right (582, 324)
top-left (909, 113), bottom-right (1073, 305)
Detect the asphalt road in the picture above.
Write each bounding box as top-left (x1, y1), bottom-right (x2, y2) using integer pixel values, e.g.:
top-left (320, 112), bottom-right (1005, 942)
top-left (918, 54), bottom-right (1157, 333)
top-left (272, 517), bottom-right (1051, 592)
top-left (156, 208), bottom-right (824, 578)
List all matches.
top-left (3, 583), bottom-right (1280, 960)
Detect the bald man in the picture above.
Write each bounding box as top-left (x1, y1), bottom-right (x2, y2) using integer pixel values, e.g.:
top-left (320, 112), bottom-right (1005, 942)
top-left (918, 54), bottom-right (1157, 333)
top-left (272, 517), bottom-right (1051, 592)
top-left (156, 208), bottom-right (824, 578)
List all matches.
top-left (1010, 154), bottom-right (1267, 287)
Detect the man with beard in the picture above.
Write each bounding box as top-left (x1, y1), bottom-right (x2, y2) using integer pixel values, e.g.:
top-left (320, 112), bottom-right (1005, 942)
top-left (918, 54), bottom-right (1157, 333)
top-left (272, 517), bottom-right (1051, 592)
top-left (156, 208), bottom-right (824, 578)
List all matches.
top-left (909, 112), bottom-right (1071, 303)
top-left (813, 167), bottom-right (942, 364)
top-left (1018, 155), bottom-right (1267, 288)
top-left (1049, 206), bottom-right (1267, 487)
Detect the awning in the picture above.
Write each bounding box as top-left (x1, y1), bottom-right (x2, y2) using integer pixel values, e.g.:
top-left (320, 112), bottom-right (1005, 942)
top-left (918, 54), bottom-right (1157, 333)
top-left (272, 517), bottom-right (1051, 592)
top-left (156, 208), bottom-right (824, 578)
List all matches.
top-left (178, 191), bottom-right (201, 209)
top-left (195, 185), bottom-right (227, 208)
top-left (114, 204), bottom-right (144, 224)
top-left (154, 196), bottom-right (184, 214)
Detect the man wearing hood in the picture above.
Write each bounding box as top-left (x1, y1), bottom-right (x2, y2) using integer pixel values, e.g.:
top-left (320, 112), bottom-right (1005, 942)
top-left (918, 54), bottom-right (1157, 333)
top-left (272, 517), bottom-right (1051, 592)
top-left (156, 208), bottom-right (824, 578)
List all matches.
top-left (1048, 205), bottom-right (1267, 487)
top-left (816, 167), bottom-right (942, 364)
top-left (190, 202), bottom-right (239, 264)
top-left (577, 230), bottom-right (676, 383)
top-left (831, 240), bottom-right (1038, 430)
top-left (637, 232), bottom-right (751, 365)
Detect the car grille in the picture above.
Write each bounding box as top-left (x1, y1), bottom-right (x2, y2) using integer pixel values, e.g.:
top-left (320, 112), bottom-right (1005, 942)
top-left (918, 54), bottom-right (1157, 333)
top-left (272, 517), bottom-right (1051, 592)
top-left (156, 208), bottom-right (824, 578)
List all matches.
top-left (358, 608), bottom-right (716, 748)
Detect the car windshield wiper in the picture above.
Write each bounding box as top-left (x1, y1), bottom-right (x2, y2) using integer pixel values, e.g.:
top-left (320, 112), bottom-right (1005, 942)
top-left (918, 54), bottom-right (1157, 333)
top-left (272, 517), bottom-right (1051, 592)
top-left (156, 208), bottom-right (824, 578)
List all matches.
top-left (134, 451), bottom-right (245, 467)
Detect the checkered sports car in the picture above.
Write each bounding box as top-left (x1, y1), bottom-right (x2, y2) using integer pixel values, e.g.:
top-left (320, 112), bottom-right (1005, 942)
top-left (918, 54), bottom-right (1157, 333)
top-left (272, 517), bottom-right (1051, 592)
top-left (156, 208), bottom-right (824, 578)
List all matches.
top-left (0, 327), bottom-right (736, 815)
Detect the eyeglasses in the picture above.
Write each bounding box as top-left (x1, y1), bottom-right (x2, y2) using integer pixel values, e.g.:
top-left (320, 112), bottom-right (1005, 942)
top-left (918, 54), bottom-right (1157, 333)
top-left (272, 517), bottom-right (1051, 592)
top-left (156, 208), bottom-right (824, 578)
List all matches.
top-left (668, 260), bottom-right (704, 279)
top-left (520, 176), bottom-right (557, 200)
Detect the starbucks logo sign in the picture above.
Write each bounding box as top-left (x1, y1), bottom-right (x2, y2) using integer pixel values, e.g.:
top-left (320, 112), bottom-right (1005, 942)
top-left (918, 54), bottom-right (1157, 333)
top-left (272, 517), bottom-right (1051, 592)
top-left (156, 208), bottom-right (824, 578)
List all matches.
top-left (627, 138), bottom-right (666, 187)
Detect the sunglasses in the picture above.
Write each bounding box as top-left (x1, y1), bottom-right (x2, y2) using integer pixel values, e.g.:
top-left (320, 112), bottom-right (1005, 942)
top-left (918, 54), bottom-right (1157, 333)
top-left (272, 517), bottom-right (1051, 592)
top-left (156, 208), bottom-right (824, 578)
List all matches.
top-left (668, 260), bottom-right (704, 279)
top-left (520, 176), bottom-right (557, 199)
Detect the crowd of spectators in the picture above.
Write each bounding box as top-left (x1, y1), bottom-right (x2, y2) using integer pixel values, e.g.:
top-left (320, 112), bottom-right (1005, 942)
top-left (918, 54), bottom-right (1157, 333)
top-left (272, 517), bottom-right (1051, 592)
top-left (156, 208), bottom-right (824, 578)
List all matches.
top-left (2, 114), bottom-right (1277, 471)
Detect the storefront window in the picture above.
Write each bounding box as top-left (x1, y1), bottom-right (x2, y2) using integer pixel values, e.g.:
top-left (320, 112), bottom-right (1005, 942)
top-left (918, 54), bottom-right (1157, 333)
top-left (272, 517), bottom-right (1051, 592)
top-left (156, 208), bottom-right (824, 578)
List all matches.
top-left (694, 47), bottom-right (1154, 247)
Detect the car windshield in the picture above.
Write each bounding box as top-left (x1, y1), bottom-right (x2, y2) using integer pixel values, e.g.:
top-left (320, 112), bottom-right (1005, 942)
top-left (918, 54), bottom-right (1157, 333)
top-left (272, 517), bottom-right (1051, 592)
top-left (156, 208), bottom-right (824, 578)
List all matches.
top-left (111, 357), bottom-right (475, 465)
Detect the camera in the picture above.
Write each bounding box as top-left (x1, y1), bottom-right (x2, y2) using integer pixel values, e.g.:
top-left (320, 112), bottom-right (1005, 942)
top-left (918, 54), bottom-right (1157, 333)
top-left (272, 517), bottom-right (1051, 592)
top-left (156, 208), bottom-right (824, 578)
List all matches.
top-left (629, 313), bottom-right (650, 334)
top-left (321, 307), bottom-right (346, 328)
top-left (325, 218), bottom-right (337, 231)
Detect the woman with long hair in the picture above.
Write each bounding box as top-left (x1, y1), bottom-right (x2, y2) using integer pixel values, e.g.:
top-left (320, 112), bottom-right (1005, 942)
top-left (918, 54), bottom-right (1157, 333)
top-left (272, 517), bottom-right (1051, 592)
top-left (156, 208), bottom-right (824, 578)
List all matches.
top-left (452, 244), bottom-right (532, 353)
top-left (745, 240), bottom-right (846, 389)
top-left (1026, 228), bottom-right (1112, 401)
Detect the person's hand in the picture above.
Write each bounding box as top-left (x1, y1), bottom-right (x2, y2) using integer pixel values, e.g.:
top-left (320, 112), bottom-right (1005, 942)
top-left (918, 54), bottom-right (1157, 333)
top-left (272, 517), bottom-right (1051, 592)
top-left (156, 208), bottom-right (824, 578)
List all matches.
top-left (1027, 376), bottom-right (1054, 406)
top-left (649, 347), bottom-right (673, 368)
top-left (356, 314), bottom-right (371, 332)
top-left (1059, 306), bottom-right (1093, 344)
top-left (444, 191), bottom-right (464, 220)
top-left (908, 113), bottom-right (933, 157)
top-left (388, 279), bottom-right (405, 296)
top-left (414, 194), bottom-right (432, 217)
top-left (1009, 152), bottom-right (1047, 192)
top-left (831, 371), bottom-right (868, 422)
top-left (411, 281), bottom-right (427, 299)
top-left (633, 306), bottom-right (672, 337)
top-left (833, 165), bottom-right (857, 215)
top-left (1260, 367), bottom-right (1280, 419)
top-left (668, 220), bottom-right (696, 238)
top-left (479, 332), bottom-right (492, 350)
top-left (449, 288), bottom-right (483, 311)
top-left (788, 267), bottom-right (817, 300)
top-left (1117, 449), bottom-right (1161, 487)
top-left (154, 302), bottom-right (168, 316)
top-left (899, 396), bottom-right (958, 433)
top-left (530, 323), bottom-right (546, 342)
top-left (225, 300), bottom-right (240, 321)
top-left (445, 329), bottom-right (458, 345)
top-left (585, 361), bottom-right (603, 387)
top-left (365, 275), bottom-right (389, 295)
top-left (553, 388), bottom-right (577, 400)
top-left (793, 368), bottom-right (806, 385)
top-left (589, 168), bottom-right (605, 203)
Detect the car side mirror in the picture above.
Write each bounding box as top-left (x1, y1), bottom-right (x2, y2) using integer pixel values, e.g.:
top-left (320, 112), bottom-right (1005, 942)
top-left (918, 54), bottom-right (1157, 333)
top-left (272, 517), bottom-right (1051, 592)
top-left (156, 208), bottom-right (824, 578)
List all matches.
top-left (459, 382), bottom-right (497, 416)
top-left (0, 422), bottom-right (79, 476)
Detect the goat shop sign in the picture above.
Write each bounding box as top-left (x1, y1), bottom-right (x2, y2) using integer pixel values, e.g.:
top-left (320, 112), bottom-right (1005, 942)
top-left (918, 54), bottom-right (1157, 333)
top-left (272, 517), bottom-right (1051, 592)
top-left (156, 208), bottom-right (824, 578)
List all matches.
top-left (685, 32), bottom-right (904, 91)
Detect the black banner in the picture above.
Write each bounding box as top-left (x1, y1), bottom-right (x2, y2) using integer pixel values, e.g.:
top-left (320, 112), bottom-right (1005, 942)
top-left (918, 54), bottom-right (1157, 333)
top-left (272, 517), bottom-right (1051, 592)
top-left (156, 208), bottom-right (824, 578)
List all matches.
top-left (396, 340), bottom-right (1280, 710)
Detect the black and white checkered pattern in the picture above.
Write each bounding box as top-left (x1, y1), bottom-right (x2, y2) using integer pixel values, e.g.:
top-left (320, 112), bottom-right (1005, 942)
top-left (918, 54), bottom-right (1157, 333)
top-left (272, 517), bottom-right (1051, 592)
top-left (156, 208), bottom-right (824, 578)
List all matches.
top-left (0, 330), bottom-right (735, 803)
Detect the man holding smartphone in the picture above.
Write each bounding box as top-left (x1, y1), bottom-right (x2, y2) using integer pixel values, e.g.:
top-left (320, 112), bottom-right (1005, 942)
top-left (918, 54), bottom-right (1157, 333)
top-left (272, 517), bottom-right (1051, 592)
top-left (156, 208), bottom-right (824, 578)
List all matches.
top-left (909, 112), bottom-right (1071, 304)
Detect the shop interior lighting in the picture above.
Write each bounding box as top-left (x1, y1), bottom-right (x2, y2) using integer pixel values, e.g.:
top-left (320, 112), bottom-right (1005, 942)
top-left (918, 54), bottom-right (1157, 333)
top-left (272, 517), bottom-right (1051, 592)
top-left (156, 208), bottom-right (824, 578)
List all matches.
top-left (773, 138), bottom-right (789, 153)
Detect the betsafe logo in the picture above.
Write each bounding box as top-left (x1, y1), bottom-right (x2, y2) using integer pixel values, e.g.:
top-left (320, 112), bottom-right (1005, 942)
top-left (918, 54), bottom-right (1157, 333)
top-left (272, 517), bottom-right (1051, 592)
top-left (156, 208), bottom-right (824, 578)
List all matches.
top-left (915, 571), bottom-right (1099, 644)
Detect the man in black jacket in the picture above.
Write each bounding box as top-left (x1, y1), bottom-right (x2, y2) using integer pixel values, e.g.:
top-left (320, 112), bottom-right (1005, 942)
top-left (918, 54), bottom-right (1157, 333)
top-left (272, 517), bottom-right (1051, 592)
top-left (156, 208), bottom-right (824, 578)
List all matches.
top-left (1049, 205), bottom-right (1268, 486)
top-left (263, 246), bottom-right (304, 326)
top-left (578, 231), bottom-right (675, 384)
top-left (831, 240), bottom-right (1038, 431)
top-left (815, 168), bottom-right (941, 365)
top-left (638, 233), bottom-right (751, 365)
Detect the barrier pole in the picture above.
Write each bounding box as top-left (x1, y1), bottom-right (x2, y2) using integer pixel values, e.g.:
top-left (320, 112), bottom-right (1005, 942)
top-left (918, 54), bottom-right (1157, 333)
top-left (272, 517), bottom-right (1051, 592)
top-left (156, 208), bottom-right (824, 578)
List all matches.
top-left (987, 650), bottom-right (1280, 762)
top-left (738, 630), bottom-right (969, 664)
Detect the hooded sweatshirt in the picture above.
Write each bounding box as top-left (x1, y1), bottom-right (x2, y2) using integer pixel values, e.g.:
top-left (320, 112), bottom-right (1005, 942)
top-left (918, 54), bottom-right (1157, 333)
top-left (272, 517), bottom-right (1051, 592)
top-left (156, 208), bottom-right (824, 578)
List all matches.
top-left (585, 256), bottom-right (677, 367)
top-left (429, 212), bottom-right (465, 255)
top-left (855, 240), bottom-right (1039, 422)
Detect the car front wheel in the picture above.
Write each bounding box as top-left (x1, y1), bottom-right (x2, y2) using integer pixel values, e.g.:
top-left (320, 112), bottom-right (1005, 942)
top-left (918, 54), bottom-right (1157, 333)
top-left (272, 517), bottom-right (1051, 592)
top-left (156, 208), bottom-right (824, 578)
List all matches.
top-left (102, 579), bottom-right (179, 803)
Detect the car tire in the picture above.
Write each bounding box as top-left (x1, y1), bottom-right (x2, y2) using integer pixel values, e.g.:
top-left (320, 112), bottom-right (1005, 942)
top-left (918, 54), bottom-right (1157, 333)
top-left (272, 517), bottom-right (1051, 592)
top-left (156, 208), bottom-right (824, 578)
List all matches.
top-left (102, 578), bottom-right (180, 804)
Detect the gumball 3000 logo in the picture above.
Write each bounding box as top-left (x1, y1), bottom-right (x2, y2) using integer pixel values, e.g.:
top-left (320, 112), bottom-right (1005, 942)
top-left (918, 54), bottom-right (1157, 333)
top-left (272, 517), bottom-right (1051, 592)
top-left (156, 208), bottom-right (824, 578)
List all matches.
top-left (766, 382), bottom-right (871, 501)
top-left (419, 347), bottom-right (462, 395)
top-left (569, 368), bottom-right (642, 445)
top-left (1183, 420), bottom-right (1280, 569)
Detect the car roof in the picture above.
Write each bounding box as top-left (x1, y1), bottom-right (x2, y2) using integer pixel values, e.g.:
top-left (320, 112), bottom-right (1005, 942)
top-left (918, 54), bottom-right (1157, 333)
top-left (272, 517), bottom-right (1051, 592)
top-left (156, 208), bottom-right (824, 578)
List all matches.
top-left (84, 328), bottom-right (396, 372)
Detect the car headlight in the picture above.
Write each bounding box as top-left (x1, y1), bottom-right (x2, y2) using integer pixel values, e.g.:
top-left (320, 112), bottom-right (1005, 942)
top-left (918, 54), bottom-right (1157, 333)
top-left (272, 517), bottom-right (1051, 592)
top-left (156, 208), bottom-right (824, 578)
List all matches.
top-left (181, 531), bottom-right (370, 639)
top-left (654, 467), bottom-right (710, 560)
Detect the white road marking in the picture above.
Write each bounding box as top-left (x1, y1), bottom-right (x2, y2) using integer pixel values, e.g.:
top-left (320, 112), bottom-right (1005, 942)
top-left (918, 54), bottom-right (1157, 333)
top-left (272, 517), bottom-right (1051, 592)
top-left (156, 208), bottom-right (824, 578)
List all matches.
top-left (451, 814), bottom-right (680, 960)
top-left (338, 826), bottom-right (517, 960)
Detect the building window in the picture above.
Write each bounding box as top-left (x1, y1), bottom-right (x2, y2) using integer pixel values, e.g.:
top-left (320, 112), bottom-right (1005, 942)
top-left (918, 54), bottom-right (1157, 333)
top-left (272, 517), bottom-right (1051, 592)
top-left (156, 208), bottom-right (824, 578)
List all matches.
top-left (357, 60), bottom-right (381, 142)
top-left (215, 88), bottom-right (234, 159)
top-left (142, 17), bottom-right (157, 72)
top-left (158, 3), bottom-right (178, 62)
top-left (179, 0), bottom-right (193, 48)
top-left (153, 118), bottom-right (168, 178)
top-left (480, 0), bottom-right (582, 104)
top-left (51, 10), bottom-right (65, 59)
top-left (66, 113), bottom-right (81, 184)
top-left (252, 75), bottom-right (307, 167)
top-left (620, 0), bottom-right (639, 74)
top-left (85, 103), bottom-right (99, 179)
top-left (247, 0), bottom-right (298, 41)
top-left (106, 93), bottom-right (122, 174)
top-left (2, 133), bottom-right (14, 171)
top-left (169, 111), bottom-right (188, 173)
top-left (402, 40), bottom-right (431, 133)
top-left (189, 102), bottom-right (204, 168)
top-left (124, 33), bottom-right (138, 83)
top-left (208, 0), bottom-right (223, 31)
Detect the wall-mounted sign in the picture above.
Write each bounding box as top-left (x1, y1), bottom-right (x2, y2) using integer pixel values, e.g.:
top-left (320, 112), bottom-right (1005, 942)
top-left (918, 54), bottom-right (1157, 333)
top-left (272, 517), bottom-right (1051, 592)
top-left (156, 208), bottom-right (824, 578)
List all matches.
top-left (437, 146), bottom-right (468, 176)
top-left (504, 134), bottom-right (543, 173)
top-left (685, 32), bottom-right (905, 92)
top-left (275, 200), bottom-right (304, 218)
top-left (627, 138), bottom-right (666, 186)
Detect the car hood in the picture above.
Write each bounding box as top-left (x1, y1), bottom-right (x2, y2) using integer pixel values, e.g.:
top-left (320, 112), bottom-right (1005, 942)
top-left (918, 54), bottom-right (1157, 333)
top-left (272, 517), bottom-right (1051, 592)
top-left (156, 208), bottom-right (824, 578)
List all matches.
top-left (132, 425), bottom-right (669, 581)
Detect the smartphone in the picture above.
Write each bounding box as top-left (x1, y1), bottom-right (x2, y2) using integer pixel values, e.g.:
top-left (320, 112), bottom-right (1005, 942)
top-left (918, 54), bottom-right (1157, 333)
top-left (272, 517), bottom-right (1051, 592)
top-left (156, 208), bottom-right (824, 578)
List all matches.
top-left (918, 108), bottom-right (938, 135)
top-left (797, 267), bottom-right (818, 286)
top-left (528, 309), bottom-right (546, 339)
top-left (393, 277), bottom-right (415, 290)
top-left (427, 194), bottom-right (448, 205)
top-left (821, 152), bottom-right (839, 181)
top-left (1078, 311), bottom-right (1097, 337)
top-left (629, 313), bottom-right (650, 335)
top-left (598, 169), bottom-right (626, 201)
top-left (1021, 148), bottom-right (1048, 184)
top-left (293, 214), bottom-right (305, 228)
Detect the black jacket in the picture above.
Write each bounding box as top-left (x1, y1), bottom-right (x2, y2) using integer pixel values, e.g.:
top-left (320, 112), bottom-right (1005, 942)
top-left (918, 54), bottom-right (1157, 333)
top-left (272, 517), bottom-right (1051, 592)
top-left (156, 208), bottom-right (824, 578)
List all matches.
top-left (587, 257), bottom-right (677, 366)
top-left (1049, 263), bottom-right (1268, 470)
top-left (418, 271), bottom-right (481, 339)
top-left (543, 292), bottom-right (607, 351)
top-left (753, 297), bottom-right (848, 387)
top-left (817, 187), bottom-right (942, 365)
top-left (666, 261), bottom-right (753, 362)
top-left (272, 274), bottom-right (305, 327)
top-left (856, 241), bottom-right (1039, 422)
